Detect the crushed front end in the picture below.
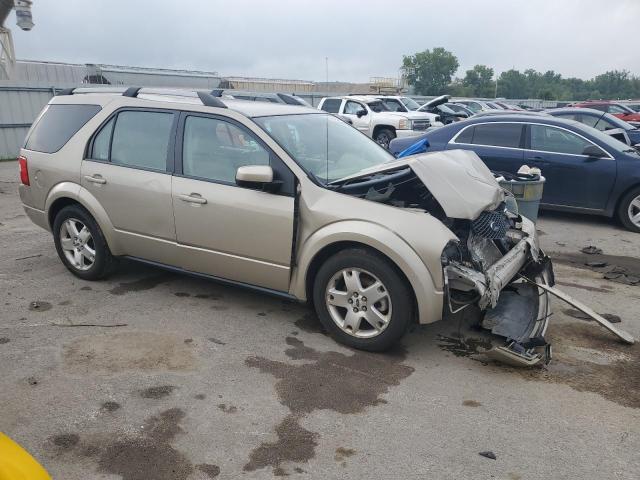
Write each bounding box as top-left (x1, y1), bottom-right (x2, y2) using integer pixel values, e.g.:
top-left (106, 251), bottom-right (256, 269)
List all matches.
top-left (442, 206), bottom-right (555, 366)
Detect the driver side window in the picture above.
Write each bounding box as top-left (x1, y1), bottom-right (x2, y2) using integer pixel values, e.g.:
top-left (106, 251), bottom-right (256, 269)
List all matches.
top-left (530, 124), bottom-right (601, 156)
top-left (344, 101), bottom-right (365, 115)
top-left (182, 116), bottom-right (269, 184)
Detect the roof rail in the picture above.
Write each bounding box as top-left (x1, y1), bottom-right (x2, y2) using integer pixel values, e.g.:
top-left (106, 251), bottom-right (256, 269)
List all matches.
top-left (50, 86), bottom-right (227, 109)
top-left (197, 91), bottom-right (227, 108)
top-left (123, 87), bottom-right (142, 97)
top-left (277, 93), bottom-right (306, 106)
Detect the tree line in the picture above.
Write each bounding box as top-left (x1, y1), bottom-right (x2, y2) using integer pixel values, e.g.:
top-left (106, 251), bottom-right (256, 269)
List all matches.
top-left (401, 47), bottom-right (640, 101)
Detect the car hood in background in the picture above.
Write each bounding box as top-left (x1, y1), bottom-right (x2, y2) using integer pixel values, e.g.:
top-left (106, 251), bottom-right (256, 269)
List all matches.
top-left (421, 94), bottom-right (450, 109)
top-left (335, 149), bottom-right (505, 220)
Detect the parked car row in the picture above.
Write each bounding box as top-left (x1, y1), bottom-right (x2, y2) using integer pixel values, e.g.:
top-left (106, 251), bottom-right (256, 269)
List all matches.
top-left (390, 113), bottom-right (640, 232)
top-left (318, 95), bottom-right (443, 148)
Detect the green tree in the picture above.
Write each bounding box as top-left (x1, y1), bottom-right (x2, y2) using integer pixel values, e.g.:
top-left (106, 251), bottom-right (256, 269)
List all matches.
top-left (402, 48), bottom-right (459, 95)
top-left (462, 65), bottom-right (495, 97)
top-left (496, 69), bottom-right (528, 98)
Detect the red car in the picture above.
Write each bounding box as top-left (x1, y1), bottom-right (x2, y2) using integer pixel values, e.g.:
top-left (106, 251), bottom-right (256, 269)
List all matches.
top-left (571, 101), bottom-right (640, 126)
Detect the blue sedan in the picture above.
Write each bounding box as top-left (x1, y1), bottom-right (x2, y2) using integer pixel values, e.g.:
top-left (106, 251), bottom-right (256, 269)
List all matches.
top-left (389, 114), bottom-right (640, 232)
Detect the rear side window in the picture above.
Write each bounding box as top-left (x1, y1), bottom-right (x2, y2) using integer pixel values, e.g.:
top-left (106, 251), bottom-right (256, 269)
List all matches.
top-left (25, 104), bottom-right (101, 153)
top-left (455, 126), bottom-right (474, 143)
top-left (89, 110), bottom-right (174, 171)
top-left (471, 123), bottom-right (522, 148)
top-left (321, 99), bottom-right (342, 113)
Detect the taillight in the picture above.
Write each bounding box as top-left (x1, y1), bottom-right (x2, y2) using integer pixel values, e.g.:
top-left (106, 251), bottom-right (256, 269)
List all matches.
top-left (18, 156), bottom-right (30, 186)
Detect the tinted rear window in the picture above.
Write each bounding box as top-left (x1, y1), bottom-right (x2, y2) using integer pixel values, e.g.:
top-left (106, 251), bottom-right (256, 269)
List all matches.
top-left (25, 104), bottom-right (101, 153)
top-left (471, 123), bottom-right (522, 148)
top-left (321, 99), bottom-right (342, 113)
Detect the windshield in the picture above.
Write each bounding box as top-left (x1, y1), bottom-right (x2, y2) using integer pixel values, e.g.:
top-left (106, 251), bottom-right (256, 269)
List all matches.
top-left (254, 113), bottom-right (395, 183)
top-left (602, 113), bottom-right (635, 131)
top-left (367, 100), bottom-right (390, 113)
top-left (437, 104), bottom-right (457, 115)
top-left (400, 97), bottom-right (421, 110)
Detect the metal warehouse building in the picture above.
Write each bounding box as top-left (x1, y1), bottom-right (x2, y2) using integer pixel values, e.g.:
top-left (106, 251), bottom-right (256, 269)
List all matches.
top-left (0, 60), bottom-right (317, 159)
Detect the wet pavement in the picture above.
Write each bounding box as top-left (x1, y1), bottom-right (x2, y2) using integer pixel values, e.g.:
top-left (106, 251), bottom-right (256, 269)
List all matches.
top-left (1, 161), bottom-right (639, 479)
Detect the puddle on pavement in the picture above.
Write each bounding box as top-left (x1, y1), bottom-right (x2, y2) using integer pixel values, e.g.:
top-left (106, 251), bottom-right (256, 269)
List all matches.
top-left (244, 414), bottom-right (318, 477)
top-left (334, 447), bottom-right (355, 467)
top-left (63, 332), bottom-right (195, 373)
top-left (244, 336), bottom-right (413, 475)
top-left (48, 408), bottom-right (210, 480)
top-left (140, 385), bottom-right (176, 399)
top-left (293, 312), bottom-right (325, 334)
top-left (550, 251), bottom-right (640, 286)
top-left (108, 274), bottom-right (171, 295)
top-left (510, 322), bottom-right (639, 408)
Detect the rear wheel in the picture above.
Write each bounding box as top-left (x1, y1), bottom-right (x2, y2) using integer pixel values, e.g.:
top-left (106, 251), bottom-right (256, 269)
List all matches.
top-left (52, 204), bottom-right (115, 280)
top-left (374, 128), bottom-right (396, 149)
top-left (312, 248), bottom-right (413, 352)
top-left (617, 187), bottom-right (640, 233)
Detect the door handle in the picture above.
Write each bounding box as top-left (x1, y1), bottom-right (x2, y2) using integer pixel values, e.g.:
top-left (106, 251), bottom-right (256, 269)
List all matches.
top-left (178, 193), bottom-right (207, 205)
top-left (84, 174), bottom-right (106, 184)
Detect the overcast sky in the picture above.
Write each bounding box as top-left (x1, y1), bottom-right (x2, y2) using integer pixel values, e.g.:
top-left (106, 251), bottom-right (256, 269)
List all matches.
top-left (7, 0), bottom-right (640, 82)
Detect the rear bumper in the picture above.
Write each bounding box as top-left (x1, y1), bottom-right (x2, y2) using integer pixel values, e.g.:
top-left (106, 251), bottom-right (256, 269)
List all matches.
top-left (22, 204), bottom-right (50, 232)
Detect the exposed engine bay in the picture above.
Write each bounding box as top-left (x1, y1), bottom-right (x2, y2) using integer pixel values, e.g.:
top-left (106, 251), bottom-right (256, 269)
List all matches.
top-left (330, 150), bottom-right (634, 366)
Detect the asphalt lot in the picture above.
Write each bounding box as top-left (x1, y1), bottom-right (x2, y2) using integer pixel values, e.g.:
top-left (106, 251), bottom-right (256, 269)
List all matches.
top-left (1, 159), bottom-right (639, 480)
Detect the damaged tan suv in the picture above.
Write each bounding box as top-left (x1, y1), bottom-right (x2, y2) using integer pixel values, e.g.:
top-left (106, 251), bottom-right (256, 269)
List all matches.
top-left (19, 87), bottom-right (556, 364)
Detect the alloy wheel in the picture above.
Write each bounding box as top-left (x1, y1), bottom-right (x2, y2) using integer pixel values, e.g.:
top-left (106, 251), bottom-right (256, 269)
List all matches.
top-left (629, 194), bottom-right (640, 229)
top-left (376, 134), bottom-right (390, 149)
top-left (325, 268), bottom-right (392, 338)
top-left (59, 218), bottom-right (96, 271)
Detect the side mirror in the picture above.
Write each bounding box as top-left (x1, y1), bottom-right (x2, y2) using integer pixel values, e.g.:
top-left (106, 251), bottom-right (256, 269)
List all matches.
top-left (582, 145), bottom-right (606, 158)
top-left (236, 165), bottom-right (280, 191)
top-left (356, 109), bottom-right (368, 118)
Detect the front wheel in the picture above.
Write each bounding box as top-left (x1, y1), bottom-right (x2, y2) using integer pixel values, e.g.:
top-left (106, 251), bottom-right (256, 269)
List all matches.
top-left (312, 248), bottom-right (413, 352)
top-left (374, 128), bottom-right (396, 150)
top-left (617, 187), bottom-right (640, 233)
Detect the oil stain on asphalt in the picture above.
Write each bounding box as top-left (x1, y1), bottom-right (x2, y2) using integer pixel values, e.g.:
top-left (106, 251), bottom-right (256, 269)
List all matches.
top-left (108, 274), bottom-right (172, 295)
top-left (244, 336), bottom-right (413, 475)
top-left (48, 408), bottom-right (219, 480)
top-left (512, 322), bottom-right (639, 409)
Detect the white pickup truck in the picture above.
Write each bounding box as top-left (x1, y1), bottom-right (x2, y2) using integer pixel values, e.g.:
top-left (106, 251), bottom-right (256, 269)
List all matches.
top-left (318, 95), bottom-right (443, 149)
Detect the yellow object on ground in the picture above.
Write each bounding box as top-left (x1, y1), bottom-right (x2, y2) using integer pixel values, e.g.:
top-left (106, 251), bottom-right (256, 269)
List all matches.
top-left (0, 433), bottom-right (51, 480)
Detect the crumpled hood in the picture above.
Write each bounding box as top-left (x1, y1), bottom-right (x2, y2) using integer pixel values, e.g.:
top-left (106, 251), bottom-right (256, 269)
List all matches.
top-left (333, 149), bottom-right (505, 220)
top-left (407, 149), bottom-right (505, 219)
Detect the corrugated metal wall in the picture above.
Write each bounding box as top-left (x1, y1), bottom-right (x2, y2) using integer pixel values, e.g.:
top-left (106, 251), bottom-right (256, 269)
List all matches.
top-left (0, 86), bottom-right (55, 159)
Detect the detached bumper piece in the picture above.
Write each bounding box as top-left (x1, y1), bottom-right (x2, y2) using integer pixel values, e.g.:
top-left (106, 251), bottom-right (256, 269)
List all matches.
top-left (482, 261), bottom-right (554, 367)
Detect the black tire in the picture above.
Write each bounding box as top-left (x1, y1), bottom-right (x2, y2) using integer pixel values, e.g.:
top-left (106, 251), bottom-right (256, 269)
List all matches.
top-left (312, 248), bottom-right (413, 352)
top-left (374, 128), bottom-right (396, 150)
top-left (52, 204), bottom-right (115, 280)
top-left (617, 186), bottom-right (640, 233)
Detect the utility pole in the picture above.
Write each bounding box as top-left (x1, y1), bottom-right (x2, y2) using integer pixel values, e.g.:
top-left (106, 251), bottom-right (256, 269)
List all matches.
top-left (325, 56), bottom-right (328, 94)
